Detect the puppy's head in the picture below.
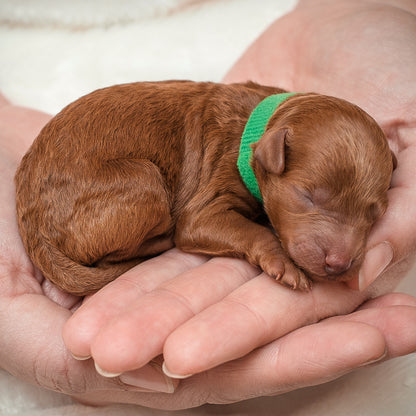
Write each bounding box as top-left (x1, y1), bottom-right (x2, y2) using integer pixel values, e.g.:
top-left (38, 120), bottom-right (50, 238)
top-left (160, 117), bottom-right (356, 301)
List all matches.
top-left (252, 93), bottom-right (396, 282)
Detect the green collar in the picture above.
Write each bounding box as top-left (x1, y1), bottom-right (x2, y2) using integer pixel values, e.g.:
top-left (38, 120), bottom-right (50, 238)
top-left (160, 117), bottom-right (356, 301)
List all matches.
top-left (237, 93), bottom-right (296, 203)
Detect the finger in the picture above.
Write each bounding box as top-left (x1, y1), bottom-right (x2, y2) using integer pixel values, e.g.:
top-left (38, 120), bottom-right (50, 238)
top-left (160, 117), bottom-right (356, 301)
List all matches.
top-left (71, 299), bottom-right (416, 409)
top-left (118, 356), bottom-right (179, 393)
top-left (89, 257), bottom-right (260, 375)
top-left (63, 249), bottom-right (207, 359)
top-left (357, 292), bottom-right (416, 310)
top-left (336, 303), bottom-right (416, 359)
top-left (356, 145), bottom-right (416, 292)
top-left (41, 278), bottom-right (81, 310)
top-left (175, 321), bottom-right (387, 406)
top-left (162, 275), bottom-right (365, 377)
top-left (177, 301), bottom-right (416, 405)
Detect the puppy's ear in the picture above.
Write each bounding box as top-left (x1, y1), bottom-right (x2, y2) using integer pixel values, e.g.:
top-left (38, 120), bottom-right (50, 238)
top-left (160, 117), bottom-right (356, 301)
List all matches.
top-left (252, 128), bottom-right (288, 175)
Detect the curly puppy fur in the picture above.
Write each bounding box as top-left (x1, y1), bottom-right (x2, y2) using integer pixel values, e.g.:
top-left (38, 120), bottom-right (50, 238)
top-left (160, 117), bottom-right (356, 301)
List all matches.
top-left (15, 81), bottom-right (396, 295)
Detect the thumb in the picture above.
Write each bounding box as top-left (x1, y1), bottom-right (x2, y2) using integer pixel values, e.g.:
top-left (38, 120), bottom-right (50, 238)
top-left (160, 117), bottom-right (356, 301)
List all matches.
top-left (350, 174), bottom-right (416, 293)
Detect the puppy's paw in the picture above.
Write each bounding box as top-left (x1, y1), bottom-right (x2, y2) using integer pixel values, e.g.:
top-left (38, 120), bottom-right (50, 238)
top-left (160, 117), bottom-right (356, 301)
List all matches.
top-left (262, 257), bottom-right (311, 291)
top-left (276, 262), bottom-right (311, 291)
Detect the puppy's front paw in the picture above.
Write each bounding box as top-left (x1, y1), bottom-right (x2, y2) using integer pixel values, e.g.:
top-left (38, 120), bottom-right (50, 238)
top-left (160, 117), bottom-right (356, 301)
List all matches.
top-left (262, 257), bottom-right (311, 291)
top-left (276, 261), bottom-right (311, 291)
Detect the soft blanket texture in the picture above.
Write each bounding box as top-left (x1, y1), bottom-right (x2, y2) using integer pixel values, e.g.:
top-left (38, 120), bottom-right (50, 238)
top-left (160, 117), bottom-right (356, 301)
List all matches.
top-left (0, 1), bottom-right (415, 415)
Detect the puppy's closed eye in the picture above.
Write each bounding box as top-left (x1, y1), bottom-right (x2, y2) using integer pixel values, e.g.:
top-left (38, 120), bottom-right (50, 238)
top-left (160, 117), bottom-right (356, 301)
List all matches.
top-left (295, 187), bottom-right (314, 207)
top-left (293, 186), bottom-right (331, 209)
top-left (310, 188), bottom-right (331, 206)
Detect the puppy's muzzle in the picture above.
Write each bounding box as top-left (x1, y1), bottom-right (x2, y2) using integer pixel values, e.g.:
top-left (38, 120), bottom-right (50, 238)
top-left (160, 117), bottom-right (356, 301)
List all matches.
top-left (324, 254), bottom-right (353, 276)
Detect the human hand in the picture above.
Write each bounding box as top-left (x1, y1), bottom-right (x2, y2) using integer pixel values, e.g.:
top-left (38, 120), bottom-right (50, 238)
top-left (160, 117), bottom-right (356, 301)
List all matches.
top-left (5, 1), bottom-right (416, 407)
top-left (6, 137), bottom-right (413, 409)
top-left (3, 91), bottom-right (415, 409)
top-left (0, 95), bottom-right (181, 400)
top-left (64, 249), bottom-right (416, 409)
top-left (224, 0), bottom-right (416, 294)
top-left (62, 0), bottom-right (416, 408)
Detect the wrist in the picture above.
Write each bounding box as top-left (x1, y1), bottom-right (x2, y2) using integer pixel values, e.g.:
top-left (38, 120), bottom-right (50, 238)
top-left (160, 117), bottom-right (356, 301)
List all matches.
top-left (0, 102), bottom-right (51, 164)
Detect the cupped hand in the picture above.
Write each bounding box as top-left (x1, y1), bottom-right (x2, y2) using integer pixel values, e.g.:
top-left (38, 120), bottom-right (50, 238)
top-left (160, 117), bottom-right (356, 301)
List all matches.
top-left (0, 95), bottom-right (179, 399)
top-left (63, 0), bottom-right (416, 408)
top-left (4, 0), bottom-right (416, 409)
top-left (65, 252), bottom-right (416, 409)
top-left (224, 0), bottom-right (416, 294)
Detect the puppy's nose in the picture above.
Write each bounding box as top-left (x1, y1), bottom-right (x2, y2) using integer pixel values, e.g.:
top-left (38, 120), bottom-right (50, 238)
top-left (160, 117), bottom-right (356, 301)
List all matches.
top-left (325, 254), bottom-right (352, 275)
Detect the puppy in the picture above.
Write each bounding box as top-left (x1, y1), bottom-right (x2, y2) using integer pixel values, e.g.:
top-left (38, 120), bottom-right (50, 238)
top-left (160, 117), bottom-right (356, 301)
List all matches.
top-left (14, 81), bottom-right (395, 295)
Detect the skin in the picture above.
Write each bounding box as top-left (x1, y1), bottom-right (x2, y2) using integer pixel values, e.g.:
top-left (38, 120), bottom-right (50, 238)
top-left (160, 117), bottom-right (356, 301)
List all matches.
top-left (1, 0), bottom-right (416, 410)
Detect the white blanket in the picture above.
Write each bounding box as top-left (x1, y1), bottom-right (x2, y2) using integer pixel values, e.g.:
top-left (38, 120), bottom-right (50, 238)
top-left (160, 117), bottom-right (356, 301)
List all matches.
top-left (1, 1), bottom-right (415, 415)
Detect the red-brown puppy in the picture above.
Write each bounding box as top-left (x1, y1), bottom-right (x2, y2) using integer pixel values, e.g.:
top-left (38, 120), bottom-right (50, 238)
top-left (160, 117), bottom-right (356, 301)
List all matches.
top-left (14, 81), bottom-right (395, 295)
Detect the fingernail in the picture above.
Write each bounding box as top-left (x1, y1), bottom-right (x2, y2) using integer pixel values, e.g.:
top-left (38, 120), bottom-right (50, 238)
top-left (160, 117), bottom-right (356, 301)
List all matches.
top-left (120, 361), bottom-right (178, 393)
top-left (359, 241), bottom-right (394, 291)
top-left (162, 361), bottom-right (194, 380)
top-left (71, 353), bottom-right (91, 361)
top-left (94, 362), bottom-right (122, 378)
top-left (359, 348), bottom-right (388, 367)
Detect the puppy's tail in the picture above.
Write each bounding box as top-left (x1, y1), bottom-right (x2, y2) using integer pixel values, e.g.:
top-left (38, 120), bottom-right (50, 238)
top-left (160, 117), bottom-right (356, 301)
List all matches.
top-left (34, 240), bottom-right (142, 296)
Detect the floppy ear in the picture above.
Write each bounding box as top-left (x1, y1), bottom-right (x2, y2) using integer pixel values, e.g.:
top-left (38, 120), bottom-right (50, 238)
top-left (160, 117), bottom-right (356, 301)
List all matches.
top-left (252, 128), bottom-right (288, 175)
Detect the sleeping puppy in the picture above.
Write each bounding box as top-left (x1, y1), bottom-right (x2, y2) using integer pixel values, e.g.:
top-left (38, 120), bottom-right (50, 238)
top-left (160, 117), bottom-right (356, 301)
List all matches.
top-left (14, 81), bottom-right (396, 295)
